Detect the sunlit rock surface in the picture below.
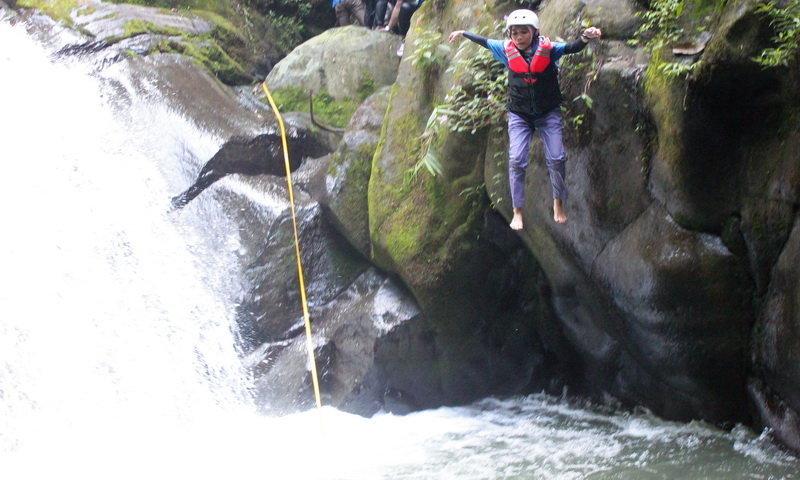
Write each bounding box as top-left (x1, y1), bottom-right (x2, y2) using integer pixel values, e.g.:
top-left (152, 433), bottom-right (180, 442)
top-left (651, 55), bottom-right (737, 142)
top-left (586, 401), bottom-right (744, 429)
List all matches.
top-left (265, 25), bottom-right (401, 102)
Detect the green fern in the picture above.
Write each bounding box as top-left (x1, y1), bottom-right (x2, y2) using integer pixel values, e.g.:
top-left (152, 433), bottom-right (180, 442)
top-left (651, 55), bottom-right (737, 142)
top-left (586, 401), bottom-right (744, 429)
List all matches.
top-left (754, 1), bottom-right (800, 67)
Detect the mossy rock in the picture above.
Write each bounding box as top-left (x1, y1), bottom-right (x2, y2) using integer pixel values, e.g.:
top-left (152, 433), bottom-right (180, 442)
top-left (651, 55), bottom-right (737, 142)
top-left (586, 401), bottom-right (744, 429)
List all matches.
top-left (266, 86), bottom-right (365, 129)
top-left (264, 25), bottom-right (400, 103)
top-left (16, 0), bottom-right (82, 25)
top-left (323, 87), bottom-right (392, 257)
top-left (538, 0), bottom-right (639, 40)
top-left (645, 0), bottom-right (787, 231)
top-left (365, 0), bottom-right (561, 405)
top-left (64, 1), bottom-right (254, 83)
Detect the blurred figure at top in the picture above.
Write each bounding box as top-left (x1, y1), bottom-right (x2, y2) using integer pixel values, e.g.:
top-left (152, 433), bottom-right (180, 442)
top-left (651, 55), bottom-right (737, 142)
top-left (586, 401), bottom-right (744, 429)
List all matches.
top-left (333, 0), bottom-right (366, 26)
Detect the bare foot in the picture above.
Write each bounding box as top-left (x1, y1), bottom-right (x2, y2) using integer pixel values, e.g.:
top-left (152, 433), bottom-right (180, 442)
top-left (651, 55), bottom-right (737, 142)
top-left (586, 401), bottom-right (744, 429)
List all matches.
top-left (553, 199), bottom-right (567, 224)
top-left (510, 208), bottom-right (524, 230)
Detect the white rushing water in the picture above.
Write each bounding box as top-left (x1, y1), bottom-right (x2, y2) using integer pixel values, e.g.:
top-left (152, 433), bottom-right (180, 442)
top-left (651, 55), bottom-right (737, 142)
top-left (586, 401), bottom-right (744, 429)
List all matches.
top-left (1, 17), bottom-right (798, 480)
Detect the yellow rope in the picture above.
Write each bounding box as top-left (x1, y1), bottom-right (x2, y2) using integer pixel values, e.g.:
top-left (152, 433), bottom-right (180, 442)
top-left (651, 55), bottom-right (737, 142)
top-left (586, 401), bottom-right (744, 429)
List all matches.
top-left (261, 81), bottom-right (323, 409)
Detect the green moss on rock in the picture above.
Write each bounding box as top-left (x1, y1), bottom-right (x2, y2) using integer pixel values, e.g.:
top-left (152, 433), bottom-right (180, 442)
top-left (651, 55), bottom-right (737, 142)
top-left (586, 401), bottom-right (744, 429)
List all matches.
top-left (268, 86), bottom-right (360, 128)
top-left (17, 0), bottom-right (80, 25)
top-left (107, 0), bottom-right (235, 18)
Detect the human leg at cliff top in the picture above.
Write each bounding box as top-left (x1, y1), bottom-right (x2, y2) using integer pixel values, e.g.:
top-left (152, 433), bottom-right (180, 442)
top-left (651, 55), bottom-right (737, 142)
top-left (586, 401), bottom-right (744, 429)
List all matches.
top-left (507, 109), bottom-right (568, 229)
top-left (336, 0), bottom-right (366, 26)
top-left (373, 0), bottom-right (392, 28)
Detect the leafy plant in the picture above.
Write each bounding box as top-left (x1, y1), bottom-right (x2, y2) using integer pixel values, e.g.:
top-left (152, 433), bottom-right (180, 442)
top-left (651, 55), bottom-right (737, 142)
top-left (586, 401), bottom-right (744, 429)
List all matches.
top-left (408, 23), bottom-right (506, 180)
top-left (407, 30), bottom-right (452, 75)
top-left (441, 43), bottom-right (507, 133)
top-left (634, 0), bottom-right (701, 77)
top-left (754, 0), bottom-right (800, 67)
top-left (266, 11), bottom-right (306, 53)
top-left (459, 182), bottom-right (487, 210)
top-left (572, 93), bottom-right (594, 109)
top-left (407, 106), bottom-right (450, 181)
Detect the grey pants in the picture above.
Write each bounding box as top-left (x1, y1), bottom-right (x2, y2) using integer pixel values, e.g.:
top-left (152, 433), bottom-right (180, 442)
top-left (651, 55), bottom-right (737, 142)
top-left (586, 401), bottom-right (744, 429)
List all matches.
top-left (336, 0), bottom-right (366, 26)
top-left (507, 109), bottom-right (567, 208)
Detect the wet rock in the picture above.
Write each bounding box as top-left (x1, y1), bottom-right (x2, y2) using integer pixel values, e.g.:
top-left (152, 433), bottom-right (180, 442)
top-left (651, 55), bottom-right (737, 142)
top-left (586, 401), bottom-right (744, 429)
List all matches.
top-left (752, 216), bottom-right (800, 442)
top-left (71, 3), bottom-right (214, 40)
top-left (250, 268), bottom-right (429, 415)
top-left (170, 129), bottom-right (332, 210)
top-left (320, 86), bottom-right (392, 257)
top-left (121, 53), bottom-right (267, 138)
top-left (748, 378), bottom-right (800, 453)
top-left (1, 0), bottom-right (18, 18)
top-left (594, 204), bottom-right (751, 422)
top-left (227, 177), bottom-right (370, 346)
top-left (40, 1), bottom-right (256, 84)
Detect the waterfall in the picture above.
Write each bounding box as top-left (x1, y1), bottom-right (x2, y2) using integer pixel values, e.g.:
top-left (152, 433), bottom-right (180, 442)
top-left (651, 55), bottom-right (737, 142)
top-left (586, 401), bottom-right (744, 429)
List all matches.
top-left (0, 19), bottom-right (256, 477)
top-left (1, 16), bottom-right (798, 480)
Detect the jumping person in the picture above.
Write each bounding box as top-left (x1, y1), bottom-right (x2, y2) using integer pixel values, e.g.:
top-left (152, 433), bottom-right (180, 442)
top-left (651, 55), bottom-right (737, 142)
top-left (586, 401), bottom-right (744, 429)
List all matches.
top-left (449, 10), bottom-right (601, 228)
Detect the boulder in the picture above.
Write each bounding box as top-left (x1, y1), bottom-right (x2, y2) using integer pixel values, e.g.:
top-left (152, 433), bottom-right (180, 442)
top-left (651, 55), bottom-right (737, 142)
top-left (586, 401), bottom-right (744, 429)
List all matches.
top-left (368, 0), bottom-right (571, 406)
top-left (42, 1), bottom-right (256, 84)
top-left (250, 267), bottom-right (429, 415)
top-left (541, 0), bottom-right (642, 40)
top-left (71, 2), bottom-right (214, 40)
top-left (265, 25), bottom-right (401, 102)
top-left (593, 204), bottom-right (751, 422)
top-left (751, 215), bottom-right (800, 446)
top-left (321, 86), bottom-right (392, 257)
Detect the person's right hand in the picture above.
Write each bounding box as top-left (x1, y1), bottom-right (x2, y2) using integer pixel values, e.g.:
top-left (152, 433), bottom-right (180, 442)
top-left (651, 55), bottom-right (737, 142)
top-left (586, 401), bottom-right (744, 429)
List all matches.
top-left (448, 30), bottom-right (465, 42)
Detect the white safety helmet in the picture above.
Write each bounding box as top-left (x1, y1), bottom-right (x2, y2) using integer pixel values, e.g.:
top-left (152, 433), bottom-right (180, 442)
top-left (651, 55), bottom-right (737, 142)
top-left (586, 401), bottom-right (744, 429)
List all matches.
top-left (506, 9), bottom-right (539, 33)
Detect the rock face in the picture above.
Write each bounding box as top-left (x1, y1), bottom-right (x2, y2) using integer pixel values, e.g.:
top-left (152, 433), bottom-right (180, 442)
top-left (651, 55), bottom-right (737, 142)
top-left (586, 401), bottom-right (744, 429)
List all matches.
top-left (265, 25), bottom-right (401, 101)
top-left (73, 2), bottom-right (214, 39)
top-left (17, 0), bottom-right (800, 452)
top-left (362, 0), bottom-right (800, 445)
top-left (1, 0), bottom-right (17, 14)
top-left (752, 216), bottom-right (800, 449)
top-left (321, 86), bottom-right (392, 257)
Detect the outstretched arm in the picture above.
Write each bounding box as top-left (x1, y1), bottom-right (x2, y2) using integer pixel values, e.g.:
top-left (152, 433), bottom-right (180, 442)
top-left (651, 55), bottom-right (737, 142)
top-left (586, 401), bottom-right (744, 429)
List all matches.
top-left (449, 30), bottom-right (491, 48)
top-left (563, 26), bottom-right (602, 54)
top-left (385, 0), bottom-right (403, 31)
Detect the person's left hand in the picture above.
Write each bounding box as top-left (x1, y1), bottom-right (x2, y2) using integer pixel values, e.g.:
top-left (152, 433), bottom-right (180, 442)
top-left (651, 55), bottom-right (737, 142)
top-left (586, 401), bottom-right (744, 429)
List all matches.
top-left (582, 27), bottom-right (602, 39)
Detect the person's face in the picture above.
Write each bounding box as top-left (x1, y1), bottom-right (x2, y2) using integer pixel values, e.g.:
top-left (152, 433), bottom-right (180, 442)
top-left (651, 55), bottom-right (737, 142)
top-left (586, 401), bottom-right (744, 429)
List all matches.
top-left (509, 25), bottom-right (534, 50)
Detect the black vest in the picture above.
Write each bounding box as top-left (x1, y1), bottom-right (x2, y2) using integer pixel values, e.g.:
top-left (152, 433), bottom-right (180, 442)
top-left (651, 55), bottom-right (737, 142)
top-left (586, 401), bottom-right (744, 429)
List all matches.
top-left (507, 49), bottom-right (562, 116)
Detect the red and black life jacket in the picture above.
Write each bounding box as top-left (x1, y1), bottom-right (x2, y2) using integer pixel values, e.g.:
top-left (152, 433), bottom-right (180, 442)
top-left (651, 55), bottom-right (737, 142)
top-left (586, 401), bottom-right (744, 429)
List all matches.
top-left (504, 37), bottom-right (562, 115)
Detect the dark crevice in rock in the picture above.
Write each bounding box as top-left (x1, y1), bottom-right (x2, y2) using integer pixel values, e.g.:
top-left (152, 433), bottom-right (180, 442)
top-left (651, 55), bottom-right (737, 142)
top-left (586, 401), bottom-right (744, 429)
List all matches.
top-left (170, 130), bottom-right (333, 210)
